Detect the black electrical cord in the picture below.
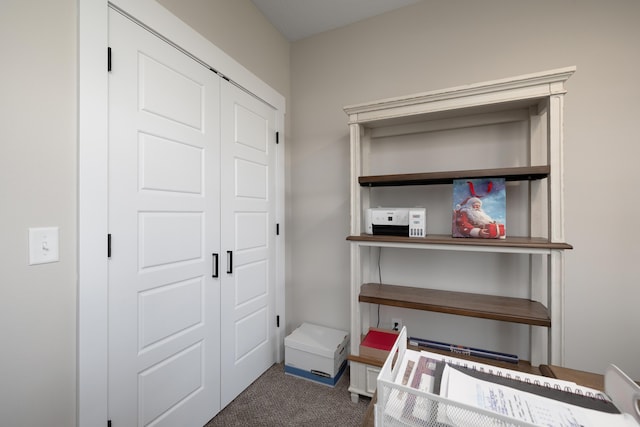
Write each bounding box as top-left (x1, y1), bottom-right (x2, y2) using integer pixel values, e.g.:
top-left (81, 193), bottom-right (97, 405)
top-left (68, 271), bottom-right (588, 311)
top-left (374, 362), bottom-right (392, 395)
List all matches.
top-left (376, 247), bottom-right (382, 327)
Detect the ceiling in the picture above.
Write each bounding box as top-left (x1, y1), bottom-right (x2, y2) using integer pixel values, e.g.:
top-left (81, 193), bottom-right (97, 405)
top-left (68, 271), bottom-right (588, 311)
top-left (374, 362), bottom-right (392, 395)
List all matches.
top-left (250, 0), bottom-right (422, 42)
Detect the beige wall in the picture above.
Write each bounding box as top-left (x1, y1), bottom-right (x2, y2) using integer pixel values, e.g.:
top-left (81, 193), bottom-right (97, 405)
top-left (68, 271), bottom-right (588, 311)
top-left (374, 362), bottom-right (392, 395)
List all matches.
top-left (158, 0), bottom-right (290, 102)
top-left (0, 1), bottom-right (77, 426)
top-left (2, 0), bottom-right (639, 424)
top-left (289, 0), bottom-right (640, 379)
top-left (0, 0), bottom-right (288, 425)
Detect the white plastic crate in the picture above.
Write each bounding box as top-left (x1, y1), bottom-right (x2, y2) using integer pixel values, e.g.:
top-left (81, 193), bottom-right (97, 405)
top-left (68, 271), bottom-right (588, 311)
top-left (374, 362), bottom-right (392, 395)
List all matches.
top-left (375, 328), bottom-right (537, 426)
top-left (375, 328), bottom-right (640, 427)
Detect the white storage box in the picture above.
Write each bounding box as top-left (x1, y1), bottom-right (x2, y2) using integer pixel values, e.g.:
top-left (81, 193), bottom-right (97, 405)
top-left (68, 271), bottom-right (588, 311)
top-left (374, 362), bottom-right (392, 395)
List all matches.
top-left (285, 323), bottom-right (349, 387)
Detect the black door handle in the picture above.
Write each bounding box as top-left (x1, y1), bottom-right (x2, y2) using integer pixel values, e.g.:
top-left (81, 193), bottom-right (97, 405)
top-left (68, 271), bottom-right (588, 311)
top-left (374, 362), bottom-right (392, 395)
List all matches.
top-left (227, 250), bottom-right (233, 274)
top-left (212, 253), bottom-right (219, 278)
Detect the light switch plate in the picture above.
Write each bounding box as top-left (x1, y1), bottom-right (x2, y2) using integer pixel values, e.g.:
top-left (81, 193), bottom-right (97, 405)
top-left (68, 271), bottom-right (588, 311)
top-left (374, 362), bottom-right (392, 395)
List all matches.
top-left (29, 227), bottom-right (59, 265)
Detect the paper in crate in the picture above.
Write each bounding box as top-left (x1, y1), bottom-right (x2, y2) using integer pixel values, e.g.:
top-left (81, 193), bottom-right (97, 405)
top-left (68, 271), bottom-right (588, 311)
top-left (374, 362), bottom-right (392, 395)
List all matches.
top-left (377, 328), bottom-right (640, 427)
top-left (284, 323), bottom-right (349, 387)
top-left (452, 177), bottom-right (506, 239)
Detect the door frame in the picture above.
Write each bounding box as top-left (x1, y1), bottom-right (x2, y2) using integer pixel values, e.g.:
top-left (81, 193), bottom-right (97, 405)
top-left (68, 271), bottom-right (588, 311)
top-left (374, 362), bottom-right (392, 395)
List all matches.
top-left (78, 1), bottom-right (286, 425)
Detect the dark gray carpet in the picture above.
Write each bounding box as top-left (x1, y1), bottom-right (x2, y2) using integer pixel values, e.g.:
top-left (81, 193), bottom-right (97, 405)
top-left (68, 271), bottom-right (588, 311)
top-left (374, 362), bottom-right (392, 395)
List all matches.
top-left (205, 363), bottom-right (370, 426)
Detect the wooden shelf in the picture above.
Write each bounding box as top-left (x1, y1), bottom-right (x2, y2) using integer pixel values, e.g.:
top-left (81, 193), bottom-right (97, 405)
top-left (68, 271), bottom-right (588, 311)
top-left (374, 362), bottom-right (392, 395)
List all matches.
top-left (359, 165), bottom-right (549, 187)
top-left (347, 354), bottom-right (386, 368)
top-left (348, 234), bottom-right (573, 250)
top-left (359, 283), bottom-right (551, 327)
top-left (349, 340), bottom-right (539, 373)
top-left (350, 338), bottom-right (539, 372)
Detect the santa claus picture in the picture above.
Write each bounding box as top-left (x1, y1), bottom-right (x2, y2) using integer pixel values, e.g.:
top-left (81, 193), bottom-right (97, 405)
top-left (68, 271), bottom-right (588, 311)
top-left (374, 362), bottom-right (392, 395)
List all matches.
top-left (452, 178), bottom-right (506, 239)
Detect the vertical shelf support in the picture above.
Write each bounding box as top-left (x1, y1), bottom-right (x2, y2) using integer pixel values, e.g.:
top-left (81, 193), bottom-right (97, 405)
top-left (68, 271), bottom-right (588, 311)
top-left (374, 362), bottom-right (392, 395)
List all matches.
top-left (529, 101), bottom-right (549, 367)
top-left (349, 123), bottom-right (362, 235)
top-left (549, 249), bottom-right (566, 365)
top-left (349, 122), bottom-right (363, 359)
top-left (548, 93), bottom-right (567, 366)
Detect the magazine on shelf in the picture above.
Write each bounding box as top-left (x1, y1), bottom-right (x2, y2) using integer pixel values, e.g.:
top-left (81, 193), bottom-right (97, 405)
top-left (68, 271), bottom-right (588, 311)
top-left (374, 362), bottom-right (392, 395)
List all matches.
top-left (409, 335), bottom-right (519, 364)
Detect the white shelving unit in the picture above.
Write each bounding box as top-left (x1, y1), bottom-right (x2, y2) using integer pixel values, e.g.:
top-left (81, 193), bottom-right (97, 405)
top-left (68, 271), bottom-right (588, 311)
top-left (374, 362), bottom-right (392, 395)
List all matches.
top-left (344, 67), bottom-right (575, 402)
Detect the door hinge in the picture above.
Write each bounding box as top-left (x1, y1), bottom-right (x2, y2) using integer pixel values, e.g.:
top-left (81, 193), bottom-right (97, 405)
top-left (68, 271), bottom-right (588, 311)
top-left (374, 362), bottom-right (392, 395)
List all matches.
top-left (107, 234), bottom-right (111, 258)
top-left (276, 131), bottom-right (279, 144)
top-left (276, 315), bottom-right (280, 328)
top-left (107, 47), bottom-right (112, 72)
top-left (276, 223), bottom-right (280, 236)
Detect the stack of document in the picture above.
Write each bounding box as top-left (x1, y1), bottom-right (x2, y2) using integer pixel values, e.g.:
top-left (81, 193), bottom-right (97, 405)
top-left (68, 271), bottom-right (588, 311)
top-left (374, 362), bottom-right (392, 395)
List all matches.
top-left (384, 347), bottom-right (639, 427)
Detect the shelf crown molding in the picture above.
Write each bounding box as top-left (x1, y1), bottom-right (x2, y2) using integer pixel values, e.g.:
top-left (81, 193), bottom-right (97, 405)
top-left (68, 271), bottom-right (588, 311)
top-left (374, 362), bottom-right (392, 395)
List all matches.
top-left (344, 66), bottom-right (576, 125)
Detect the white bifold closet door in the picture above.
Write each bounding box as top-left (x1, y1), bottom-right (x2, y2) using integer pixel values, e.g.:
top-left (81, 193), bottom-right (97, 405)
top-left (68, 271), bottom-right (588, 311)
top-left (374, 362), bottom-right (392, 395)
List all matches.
top-left (107, 8), bottom-right (276, 426)
top-left (220, 80), bottom-right (277, 409)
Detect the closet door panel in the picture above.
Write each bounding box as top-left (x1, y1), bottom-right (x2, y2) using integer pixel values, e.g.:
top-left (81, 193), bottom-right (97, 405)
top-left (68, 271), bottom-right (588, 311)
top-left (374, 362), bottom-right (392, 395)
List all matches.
top-left (220, 80), bottom-right (277, 408)
top-left (107, 9), bottom-right (221, 426)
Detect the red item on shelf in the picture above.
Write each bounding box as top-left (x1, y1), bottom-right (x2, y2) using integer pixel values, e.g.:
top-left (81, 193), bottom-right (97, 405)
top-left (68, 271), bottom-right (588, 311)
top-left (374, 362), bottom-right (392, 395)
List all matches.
top-left (359, 328), bottom-right (399, 361)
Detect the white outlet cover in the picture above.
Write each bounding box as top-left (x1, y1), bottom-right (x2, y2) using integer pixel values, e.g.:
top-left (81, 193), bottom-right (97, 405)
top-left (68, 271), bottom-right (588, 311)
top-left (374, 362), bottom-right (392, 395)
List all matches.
top-left (29, 227), bottom-right (59, 265)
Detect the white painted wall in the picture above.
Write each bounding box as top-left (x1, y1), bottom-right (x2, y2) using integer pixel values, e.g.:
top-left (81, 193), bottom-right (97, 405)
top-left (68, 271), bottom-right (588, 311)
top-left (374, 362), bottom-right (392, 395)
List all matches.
top-left (0, 1), bottom-right (77, 426)
top-left (1, 0), bottom-right (288, 425)
top-left (289, 0), bottom-right (640, 379)
top-left (158, 0), bottom-right (290, 98)
top-left (2, 0), bottom-right (639, 424)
